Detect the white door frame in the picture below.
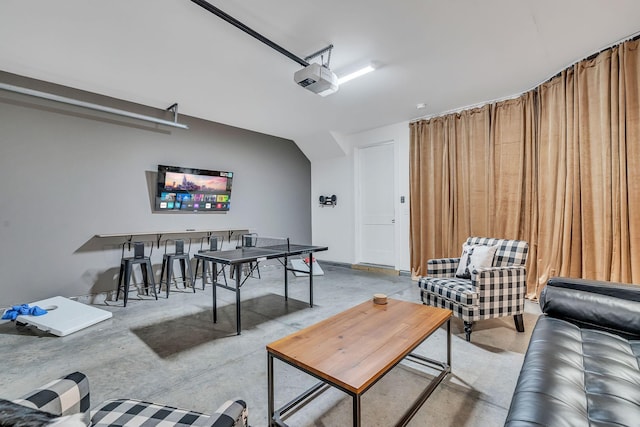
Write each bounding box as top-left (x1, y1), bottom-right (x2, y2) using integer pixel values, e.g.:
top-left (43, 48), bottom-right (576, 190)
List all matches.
top-left (354, 140), bottom-right (398, 268)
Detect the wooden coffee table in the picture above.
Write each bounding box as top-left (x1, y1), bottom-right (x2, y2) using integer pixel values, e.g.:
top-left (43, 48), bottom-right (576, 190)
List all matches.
top-left (266, 299), bottom-right (452, 426)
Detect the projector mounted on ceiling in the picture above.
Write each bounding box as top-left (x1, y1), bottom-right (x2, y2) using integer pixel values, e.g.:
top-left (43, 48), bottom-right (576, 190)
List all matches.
top-left (294, 44), bottom-right (339, 97)
top-left (294, 63), bottom-right (339, 97)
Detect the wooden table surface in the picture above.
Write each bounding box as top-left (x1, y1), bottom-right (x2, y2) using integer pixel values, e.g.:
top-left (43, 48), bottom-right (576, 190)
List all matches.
top-left (267, 299), bottom-right (452, 394)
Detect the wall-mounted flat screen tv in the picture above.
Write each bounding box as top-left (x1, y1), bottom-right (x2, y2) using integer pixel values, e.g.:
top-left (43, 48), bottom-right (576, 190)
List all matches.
top-left (155, 165), bottom-right (233, 212)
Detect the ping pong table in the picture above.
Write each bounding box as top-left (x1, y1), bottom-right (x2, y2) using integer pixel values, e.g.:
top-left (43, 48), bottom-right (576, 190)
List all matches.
top-left (194, 238), bottom-right (328, 335)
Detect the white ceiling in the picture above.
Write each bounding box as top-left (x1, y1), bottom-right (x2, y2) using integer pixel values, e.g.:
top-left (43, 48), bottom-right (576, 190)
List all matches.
top-left (1, 0), bottom-right (639, 160)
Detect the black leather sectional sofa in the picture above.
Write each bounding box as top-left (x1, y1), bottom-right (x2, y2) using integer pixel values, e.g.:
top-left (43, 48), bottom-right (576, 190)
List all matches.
top-left (504, 277), bottom-right (640, 426)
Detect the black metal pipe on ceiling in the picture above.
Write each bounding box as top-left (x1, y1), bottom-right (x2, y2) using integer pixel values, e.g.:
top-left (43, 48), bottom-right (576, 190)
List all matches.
top-left (190, 0), bottom-right (309, 67)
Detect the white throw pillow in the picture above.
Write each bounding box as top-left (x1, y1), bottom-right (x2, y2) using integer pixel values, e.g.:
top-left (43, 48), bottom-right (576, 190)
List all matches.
top-left (455, 244), bottom-right (474, 278)
top-left (456, 244), bottom-right (498, 279)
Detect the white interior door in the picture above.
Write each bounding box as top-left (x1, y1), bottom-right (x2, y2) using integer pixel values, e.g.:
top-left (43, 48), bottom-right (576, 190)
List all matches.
top-left (358, 142), bottom-right (395, 266)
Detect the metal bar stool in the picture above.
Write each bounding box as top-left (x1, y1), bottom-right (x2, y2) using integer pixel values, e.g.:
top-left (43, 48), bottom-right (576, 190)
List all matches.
top-left (116, 241), bottom-right (157, 307)
top-left (194, 235), bottom-right (228, 289)
top-left (159, 238), bottom-right (195, 298)
top-left (231, 233), bottom-right (261, 279)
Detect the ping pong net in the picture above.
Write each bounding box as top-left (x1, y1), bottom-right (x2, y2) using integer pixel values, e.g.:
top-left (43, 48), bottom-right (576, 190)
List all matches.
top-left (241, 234), bottom-right (291, 253)
top-left (234, 235), bottom-right (289, 283)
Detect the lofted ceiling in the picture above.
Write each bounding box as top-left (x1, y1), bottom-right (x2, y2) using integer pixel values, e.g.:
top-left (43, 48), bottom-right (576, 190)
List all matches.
top-left (1, 0), bottom-right (640, 160)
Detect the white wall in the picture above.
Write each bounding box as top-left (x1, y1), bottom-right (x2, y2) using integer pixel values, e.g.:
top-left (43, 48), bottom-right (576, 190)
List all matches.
top-left (311, 121), bottom-right (410, 271)
top-left (311, 154), bottom-right (354, 263)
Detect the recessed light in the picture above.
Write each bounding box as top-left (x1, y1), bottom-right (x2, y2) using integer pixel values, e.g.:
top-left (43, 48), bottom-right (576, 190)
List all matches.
top-left (416, 103), bottom-right (427, 109)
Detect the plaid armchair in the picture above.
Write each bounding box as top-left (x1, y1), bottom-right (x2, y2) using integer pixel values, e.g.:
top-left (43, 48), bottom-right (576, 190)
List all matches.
top-left (9, 371), bottom-right (248, 427)
top-left (417, 237), bottom-right (528, 341)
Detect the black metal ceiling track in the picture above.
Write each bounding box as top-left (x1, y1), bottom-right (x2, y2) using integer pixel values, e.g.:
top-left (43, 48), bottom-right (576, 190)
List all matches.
top-left (190, 0), bottom-right (309, 67)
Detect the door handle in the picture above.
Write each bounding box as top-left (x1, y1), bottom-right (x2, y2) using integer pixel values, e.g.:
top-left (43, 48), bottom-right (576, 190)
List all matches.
top-left (391, 219), bottom-right (395, 224)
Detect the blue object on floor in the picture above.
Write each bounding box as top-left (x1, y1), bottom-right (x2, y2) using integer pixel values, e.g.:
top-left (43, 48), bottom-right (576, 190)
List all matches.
top-left (2, 304), bottom-right (47, 321)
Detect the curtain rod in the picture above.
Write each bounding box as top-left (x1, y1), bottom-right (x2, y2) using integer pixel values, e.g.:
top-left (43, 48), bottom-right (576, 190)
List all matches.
top-left (0, 82), bottom-right (189, 130)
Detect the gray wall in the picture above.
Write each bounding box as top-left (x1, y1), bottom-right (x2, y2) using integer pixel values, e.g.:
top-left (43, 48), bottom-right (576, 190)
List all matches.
top-left (0, 71), bottom-right (311, 306)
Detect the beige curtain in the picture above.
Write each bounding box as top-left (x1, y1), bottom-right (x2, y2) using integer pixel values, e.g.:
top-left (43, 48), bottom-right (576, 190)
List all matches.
top-left (622, 40), bottom-right (640, 280)
top-left (447, 107), bottom-right (492, 247)
top-left (534, 39), bottom-right (640, 294)
top-left (409, 107), bottom-right (495, 279)
top-left (410, 116), bottom-right (450, 278)
top-left (409, 98), bottom-right (536, 291)
top-left (411, 38), bottom-right (640, 296)
top-left (535, 70), bottom-right (576, 290)
top-left (489, 93), bottom-right (537, 294)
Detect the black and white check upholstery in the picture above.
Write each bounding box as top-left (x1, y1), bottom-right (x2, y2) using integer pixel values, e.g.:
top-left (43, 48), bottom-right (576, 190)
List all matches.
top-left (417, 236), bottom-right (528, 341)
top-left (91, 398), bottom-right (247, 427)
top-left (12, 371), bottom-right (90, 417)
top-left (8, 371), bottom-right (248, 427)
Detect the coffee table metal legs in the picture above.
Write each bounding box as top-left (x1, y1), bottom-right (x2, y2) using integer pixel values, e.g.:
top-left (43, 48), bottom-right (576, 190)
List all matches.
top-left (268, 352), bottom-right (330, 427)
top-left (268, 354), bottom-right (274, 427)
top-left (447, 318), bottom-right (451, 367)
top-left (267, 319), bottom-right (451, 427)
top-left (268, 354), bottom-right (330, 427)
top-left (353, 394), bottom-right (361, 427)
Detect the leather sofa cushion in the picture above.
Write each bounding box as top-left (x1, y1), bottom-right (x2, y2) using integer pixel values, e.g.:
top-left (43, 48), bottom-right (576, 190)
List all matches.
top-left (505, 316), bottom-right (640, 426)
top-left (542, 277), bottom-right (640, 338)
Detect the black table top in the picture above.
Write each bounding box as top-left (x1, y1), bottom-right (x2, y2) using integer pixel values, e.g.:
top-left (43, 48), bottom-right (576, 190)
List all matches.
top-left (194, 244), bottom-right (328, 265)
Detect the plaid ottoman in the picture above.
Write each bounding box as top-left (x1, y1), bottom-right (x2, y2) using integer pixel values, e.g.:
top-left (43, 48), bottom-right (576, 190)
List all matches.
top-left (8, 372), bottom-right (248, 427)
top-left (91, 398), bottom-right (247, 427)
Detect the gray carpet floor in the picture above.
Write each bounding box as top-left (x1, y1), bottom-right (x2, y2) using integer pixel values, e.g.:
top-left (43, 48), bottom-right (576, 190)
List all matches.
top-left (0, 262), bottom-right (540, 426)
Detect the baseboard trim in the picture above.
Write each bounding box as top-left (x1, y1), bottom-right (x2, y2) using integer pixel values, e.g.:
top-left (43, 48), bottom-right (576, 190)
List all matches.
top-left (317, 260), bottom-right (408, 277)
top-left (317, 260), bottom-right (352, 269)
top-left (351, 263), bottom-right (399, 276)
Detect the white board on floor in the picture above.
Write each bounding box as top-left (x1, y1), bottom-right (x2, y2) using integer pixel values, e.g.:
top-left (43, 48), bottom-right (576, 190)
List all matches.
top-left (290, 259), bottom-right (324, 276)
top-left (15, 296), bottom-right (112, 336)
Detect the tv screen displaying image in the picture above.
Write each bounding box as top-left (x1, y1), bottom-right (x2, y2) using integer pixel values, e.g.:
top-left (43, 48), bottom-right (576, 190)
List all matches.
top-left (155, 165), bottom-right (233, 212)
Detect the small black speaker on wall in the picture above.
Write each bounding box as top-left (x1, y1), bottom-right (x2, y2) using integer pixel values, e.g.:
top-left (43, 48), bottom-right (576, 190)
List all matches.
top-left (319, 194), bottom-right (337, 207)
